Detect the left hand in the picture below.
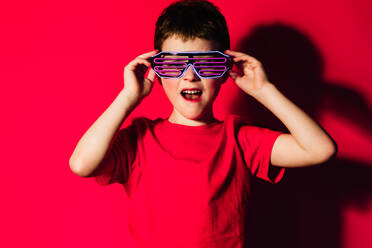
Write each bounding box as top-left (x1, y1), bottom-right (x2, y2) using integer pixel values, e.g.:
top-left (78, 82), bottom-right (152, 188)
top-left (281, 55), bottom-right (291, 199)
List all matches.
top-left (225, 50), bottom-right (270, 96)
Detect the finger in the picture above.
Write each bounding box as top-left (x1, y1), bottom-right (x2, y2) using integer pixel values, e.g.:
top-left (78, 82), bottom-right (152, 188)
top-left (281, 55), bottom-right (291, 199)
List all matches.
top-left (229, 70), bottom-right (238, 81)
top-left (225, 50), bottom-right (250, 57)
top-left (229, 64), bottom-right (244, 77)
top-left (137, 50), bottom-right (159, 59)
top-left (127, 58), bottom-right (151, 70)
top-left (147, 68), bottom-right (156, 82)
top-left (232, 56), bottom-right (249, 63)
top-left (232, 56), bottom-right (261, 66)
top-left (231, 58), bottom-right (251, 70)
top-left (226, 50), bottom-right (260, 63)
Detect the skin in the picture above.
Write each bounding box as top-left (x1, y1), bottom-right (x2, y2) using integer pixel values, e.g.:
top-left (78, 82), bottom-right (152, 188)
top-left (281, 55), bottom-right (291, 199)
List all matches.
top-left (224, 49), bottom-right (337, 167)
top-left (124, 37), bottom-right (337, 168)
top-left (159, 36), bottom-right (227, 126)
top-left (69, 35), bottom-right (337, 177)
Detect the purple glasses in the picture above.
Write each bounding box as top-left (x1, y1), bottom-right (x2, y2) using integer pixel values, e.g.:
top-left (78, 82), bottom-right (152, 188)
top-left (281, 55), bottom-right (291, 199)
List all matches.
top-left (150, 51), bottom-right (232, 79)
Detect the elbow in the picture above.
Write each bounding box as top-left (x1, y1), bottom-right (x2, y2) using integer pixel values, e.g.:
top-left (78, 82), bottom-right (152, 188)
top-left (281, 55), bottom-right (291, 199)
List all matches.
top-left (315, 139), bottom-right (338, 164)
top-left (325, 138), bottom-right (338, 161)
top-left (69, 156), bottom-right (92, 178)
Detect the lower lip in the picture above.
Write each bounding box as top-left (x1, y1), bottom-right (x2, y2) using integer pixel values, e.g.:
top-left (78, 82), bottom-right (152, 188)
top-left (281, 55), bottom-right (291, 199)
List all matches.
top-left (181, 93), bottom-right (202, 102)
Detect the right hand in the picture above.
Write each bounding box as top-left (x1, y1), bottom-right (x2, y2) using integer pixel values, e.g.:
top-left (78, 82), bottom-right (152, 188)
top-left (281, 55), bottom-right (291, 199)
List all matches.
top-left (123, 50), bottom-right (158, 103)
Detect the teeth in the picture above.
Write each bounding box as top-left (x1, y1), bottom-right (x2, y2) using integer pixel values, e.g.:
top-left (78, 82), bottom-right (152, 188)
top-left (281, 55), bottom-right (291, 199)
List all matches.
top-left (182, 90), bottom-right (202, 94)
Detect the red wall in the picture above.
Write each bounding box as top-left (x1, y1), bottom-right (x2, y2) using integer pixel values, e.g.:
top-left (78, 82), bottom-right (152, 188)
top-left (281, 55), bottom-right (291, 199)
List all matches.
top-left (1, 0), bottom-right (371, 247)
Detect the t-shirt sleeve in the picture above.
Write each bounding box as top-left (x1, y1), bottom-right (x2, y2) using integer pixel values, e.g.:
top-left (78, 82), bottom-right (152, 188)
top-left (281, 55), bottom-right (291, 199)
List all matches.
top-left (237, 125), bottom-right (285, 184)
top-left (93, 120), bottom-right (138, 186)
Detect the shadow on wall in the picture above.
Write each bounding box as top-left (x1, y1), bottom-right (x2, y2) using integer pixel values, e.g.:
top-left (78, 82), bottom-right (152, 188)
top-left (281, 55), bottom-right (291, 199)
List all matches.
top-left (232, 23), bottom-right (372, 248)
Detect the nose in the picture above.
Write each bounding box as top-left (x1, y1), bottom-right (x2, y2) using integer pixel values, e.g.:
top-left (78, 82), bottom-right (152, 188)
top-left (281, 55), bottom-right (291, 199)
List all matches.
top-left (182, 64), bottom-right (199, 81)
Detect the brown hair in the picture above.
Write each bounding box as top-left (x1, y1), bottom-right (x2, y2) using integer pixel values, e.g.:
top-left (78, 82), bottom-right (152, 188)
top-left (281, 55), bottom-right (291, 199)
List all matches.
top-left (154, 0), bottom-right (230, 51)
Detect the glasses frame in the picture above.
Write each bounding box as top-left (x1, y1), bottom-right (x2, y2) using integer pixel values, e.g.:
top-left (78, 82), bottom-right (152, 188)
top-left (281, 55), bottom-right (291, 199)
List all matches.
top-left (150, 50), bottom-right (232, 79)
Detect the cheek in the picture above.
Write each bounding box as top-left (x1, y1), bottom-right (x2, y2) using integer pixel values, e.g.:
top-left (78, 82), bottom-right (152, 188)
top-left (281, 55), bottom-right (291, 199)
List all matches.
top-left (162, 80), bottom-right (179, 98)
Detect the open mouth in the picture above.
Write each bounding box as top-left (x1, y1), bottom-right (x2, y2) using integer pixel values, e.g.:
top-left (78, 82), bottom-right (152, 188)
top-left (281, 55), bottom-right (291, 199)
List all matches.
top-left (180, 89), bottom-right (202, 101)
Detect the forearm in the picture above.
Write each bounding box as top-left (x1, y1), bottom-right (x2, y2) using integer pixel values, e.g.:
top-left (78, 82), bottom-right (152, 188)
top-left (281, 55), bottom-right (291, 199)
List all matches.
top-left (69, 90), bottom-right (140, 176)
top-left (253, 82), bottom-right (335, 157)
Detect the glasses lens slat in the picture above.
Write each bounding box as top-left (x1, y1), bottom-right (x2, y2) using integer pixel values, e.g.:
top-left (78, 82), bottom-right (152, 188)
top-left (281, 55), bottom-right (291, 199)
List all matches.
top-left (151, 51), bottom-right (231, 78)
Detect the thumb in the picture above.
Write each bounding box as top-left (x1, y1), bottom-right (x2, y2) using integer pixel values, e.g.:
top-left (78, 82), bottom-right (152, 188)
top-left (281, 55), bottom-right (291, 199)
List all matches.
top-left (229, 70), bottom-right (238, 81)
top-left (147, 69), bottom-right (156, 82)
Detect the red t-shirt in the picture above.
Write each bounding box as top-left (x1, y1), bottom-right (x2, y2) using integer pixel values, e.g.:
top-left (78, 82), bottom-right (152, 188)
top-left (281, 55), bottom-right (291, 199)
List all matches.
top-left (95, 114), bottom-right (285, 248)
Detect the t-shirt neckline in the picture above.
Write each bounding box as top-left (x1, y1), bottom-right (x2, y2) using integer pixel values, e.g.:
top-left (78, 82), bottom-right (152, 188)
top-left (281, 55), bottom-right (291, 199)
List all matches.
top-left (162, 118), bottom-right (224, 133)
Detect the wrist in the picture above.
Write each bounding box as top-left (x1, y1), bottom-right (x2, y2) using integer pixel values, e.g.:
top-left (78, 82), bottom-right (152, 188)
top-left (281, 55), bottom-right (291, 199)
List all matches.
top-left (250, 81), bottom-right (275, 100)
top-left (119, 89), bottom-right (142, 108)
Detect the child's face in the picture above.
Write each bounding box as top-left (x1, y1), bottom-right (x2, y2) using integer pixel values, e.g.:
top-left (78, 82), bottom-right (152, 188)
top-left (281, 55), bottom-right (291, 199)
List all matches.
top-left (160, 35), bottom-right (227, 124)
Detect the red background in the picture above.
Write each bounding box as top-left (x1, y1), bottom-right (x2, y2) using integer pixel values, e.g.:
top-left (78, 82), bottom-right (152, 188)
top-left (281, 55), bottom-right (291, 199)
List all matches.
top-left (1, 0), bottom-right (372, 247)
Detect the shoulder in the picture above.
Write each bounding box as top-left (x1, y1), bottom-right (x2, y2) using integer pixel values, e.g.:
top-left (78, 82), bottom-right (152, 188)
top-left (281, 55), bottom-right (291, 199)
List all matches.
top-left (224, 114), bottom-right (261, 133)
top-left (119, 116), bottom-right (164, 135)
top-left (224, 114), bottom-right (282, 142)
top-left (124, 116), bottom-right (163, 128)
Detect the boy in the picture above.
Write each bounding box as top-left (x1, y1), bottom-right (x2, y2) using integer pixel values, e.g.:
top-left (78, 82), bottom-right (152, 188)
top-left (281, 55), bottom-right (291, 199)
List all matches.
top-left (69, 0), bottom-right (336, 247)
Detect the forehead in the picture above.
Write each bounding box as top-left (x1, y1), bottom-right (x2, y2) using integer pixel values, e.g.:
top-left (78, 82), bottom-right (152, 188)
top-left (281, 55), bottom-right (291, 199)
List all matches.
top-left (161, 35), bottom-right (220, 52)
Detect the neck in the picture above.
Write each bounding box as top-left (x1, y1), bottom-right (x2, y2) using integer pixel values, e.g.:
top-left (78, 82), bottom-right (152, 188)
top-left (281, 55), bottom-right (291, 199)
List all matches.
top-left (168, 108), bottom-right (218, 126)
